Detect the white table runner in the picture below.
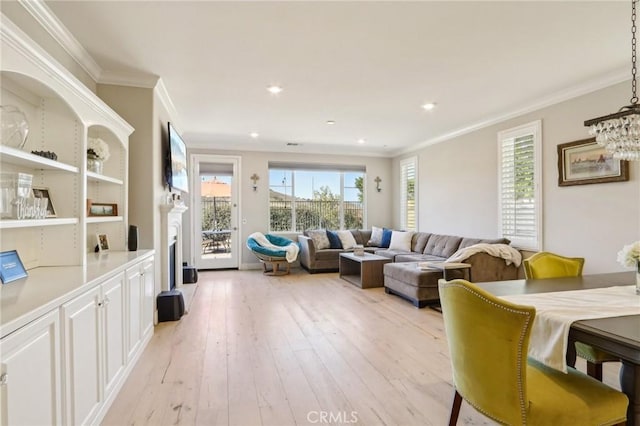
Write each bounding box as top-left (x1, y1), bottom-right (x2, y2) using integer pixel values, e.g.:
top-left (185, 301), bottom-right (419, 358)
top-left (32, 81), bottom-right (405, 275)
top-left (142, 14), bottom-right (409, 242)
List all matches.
top-left (501, 285), bottom-right (640, 373)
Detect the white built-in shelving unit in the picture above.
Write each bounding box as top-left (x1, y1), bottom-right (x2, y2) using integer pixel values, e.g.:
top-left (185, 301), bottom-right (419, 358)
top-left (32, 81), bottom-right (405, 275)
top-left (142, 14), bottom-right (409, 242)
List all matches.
top-left (0, 14), bottom-right (131, 269)
top-left (0, 13), bottom-right (154, 426)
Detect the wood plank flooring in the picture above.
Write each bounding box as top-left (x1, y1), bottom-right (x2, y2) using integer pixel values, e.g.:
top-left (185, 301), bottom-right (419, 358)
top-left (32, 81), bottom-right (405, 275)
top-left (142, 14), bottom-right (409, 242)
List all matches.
top-left (102, 269), bottom-right (622, 426)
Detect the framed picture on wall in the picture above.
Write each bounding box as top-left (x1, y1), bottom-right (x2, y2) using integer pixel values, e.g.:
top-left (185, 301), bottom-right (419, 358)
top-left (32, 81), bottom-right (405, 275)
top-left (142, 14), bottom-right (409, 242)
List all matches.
top-left (557, 138), bottom-right (630, 186)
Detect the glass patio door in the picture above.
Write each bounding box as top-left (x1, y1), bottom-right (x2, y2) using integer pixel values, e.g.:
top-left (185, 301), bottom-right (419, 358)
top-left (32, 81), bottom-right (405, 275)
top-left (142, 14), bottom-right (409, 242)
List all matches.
top-left (191, 155), bottom-right (239, 270)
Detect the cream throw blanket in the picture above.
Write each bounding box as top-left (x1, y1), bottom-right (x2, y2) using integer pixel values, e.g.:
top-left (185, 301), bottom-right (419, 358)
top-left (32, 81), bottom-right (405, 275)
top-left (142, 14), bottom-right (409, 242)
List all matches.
top-left (249, 232), bottom-right (299, 263)
top-left (502, 286), bottom-right (640, 373)
top-left (447, 243), bottom-right (522, 267)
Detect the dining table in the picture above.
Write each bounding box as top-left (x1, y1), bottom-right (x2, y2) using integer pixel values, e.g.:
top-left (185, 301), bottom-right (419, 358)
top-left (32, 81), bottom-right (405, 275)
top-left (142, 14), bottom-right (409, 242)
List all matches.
top-left (477, 271), bottom-right (640, 425)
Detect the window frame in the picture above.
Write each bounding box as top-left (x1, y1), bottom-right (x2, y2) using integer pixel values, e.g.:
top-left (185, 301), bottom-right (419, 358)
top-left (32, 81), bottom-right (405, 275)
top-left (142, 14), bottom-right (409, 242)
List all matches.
top-left (399, 156), bottom-right (418, 231)
top-left (268, 166), bottom-right (366, 232)
top-left (497, 120), bottom-right (542, 251)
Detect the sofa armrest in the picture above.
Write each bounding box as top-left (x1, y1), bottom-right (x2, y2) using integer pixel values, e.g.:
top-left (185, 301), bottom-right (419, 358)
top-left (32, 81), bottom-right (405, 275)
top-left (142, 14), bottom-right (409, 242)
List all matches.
top-left (298, 235), bottom-right (316, 269)
top-left (465, 252), bottom-right (519, 282)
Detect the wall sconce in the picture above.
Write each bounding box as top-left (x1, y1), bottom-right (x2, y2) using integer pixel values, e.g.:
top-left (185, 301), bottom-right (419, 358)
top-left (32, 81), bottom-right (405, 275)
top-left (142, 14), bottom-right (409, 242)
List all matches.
top-left (374, 176), bottom-right (382, 192)
top-left (250, 173), bottom-right (260, 191)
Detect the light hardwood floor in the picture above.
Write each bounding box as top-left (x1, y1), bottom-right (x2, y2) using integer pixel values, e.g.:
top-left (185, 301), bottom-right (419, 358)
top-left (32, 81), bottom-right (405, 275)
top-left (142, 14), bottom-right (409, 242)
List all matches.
top-left (103, 268), bottom-right (621, 426)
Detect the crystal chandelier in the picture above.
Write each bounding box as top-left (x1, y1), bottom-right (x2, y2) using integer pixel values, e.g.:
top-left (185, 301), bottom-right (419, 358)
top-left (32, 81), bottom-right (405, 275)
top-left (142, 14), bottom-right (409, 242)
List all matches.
top-left (585, 0), bottom-right (640, 161)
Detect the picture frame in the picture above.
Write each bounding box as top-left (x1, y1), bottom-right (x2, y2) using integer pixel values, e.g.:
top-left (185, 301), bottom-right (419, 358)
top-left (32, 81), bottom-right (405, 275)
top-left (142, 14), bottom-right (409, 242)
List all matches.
top-left (557, 138), bottom-right (630, 186)
top-left (96, 233), bottom-right (110, 252)
top-left (32, 187), bottom-right (56, 217)
top-left (88, 202), bottom-right (118, 217)
top-left (0, 250), bottom-right (28, 284)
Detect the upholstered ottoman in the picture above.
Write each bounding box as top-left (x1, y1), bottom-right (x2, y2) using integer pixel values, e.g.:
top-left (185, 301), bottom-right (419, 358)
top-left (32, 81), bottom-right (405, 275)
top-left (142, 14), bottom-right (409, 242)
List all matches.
top-left (383, 262), bottom-right (465, 308)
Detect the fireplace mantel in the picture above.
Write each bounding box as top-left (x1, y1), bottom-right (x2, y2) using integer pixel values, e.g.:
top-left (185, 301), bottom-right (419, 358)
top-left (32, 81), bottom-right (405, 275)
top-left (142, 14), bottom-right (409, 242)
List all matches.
top-left (160, 202), bottom-right (188, 292)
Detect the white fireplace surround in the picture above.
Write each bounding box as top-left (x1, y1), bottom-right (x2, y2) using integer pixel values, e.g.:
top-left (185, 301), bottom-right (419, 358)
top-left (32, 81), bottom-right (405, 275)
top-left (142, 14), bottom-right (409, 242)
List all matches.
top-left (160, 202), bottom-right (188, 293)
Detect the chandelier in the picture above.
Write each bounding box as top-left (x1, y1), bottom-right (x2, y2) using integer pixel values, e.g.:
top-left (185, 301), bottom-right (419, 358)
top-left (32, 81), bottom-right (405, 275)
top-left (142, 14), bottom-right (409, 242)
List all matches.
top-left (584, 0), bottom-right (640, 161)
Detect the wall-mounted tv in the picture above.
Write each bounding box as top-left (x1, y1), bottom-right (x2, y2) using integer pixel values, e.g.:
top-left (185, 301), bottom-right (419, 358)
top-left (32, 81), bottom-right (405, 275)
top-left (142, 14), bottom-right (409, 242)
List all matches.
top-left (166, 122), bottom-right (189, 193)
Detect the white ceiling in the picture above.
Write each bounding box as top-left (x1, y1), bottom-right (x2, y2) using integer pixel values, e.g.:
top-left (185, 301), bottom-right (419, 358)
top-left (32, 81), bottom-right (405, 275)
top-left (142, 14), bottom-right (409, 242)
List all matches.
top-left (44, 1), bottom-right (630, 157)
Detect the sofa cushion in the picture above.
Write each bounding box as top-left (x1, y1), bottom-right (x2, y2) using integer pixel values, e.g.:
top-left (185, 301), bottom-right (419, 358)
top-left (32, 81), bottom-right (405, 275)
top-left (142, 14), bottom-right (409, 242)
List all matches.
top-left (423, 234), bottom-right (463, 258)
top-left (380, 228), bottom-right (393, 248)
top-left (458, 237), bottom-right (511, 249)
top-left (307, 229), bottom-right (330, 250)
top-left (368, 226), bottom-right (384, 246)
top-left (337, 230), bottom-right (358, 249)
top-left (395, 253), bottom-right (446, 263)
top-left (315, 248), bottom-right (345, 261)
top-left (389, 231), bottom-right (414, 251)
top-left (358, 229), bottom-right (372, 245)
top-left (373, 249), bottom-right (410, 260)
top-left (412, 232), bottom-right (431, 253)
top-left (326, 230), bottom-right (342, 249)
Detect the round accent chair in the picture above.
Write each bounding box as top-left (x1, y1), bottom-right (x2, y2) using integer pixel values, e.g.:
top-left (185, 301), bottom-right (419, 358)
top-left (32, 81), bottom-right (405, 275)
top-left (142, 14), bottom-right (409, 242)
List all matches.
top-left (247, 233), bottom-right (299, 276)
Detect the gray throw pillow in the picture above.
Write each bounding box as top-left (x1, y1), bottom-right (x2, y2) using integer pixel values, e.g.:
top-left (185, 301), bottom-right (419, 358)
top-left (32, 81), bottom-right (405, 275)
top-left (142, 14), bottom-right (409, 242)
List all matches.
top-left (307, 229), bottom-right (330, 250)
top-left (368, 226), bottom-right (384, 246)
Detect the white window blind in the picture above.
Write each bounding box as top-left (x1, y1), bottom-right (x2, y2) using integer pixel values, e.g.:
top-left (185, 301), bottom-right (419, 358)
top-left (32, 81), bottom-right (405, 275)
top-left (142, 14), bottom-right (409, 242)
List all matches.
top-left (498, 121), bottom-right (542, 250)
top-left (400, 157), bottom-right (417, 231)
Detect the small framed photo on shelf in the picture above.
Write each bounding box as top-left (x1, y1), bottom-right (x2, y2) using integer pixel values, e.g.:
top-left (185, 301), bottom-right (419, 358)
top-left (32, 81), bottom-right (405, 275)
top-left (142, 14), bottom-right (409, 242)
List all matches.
top-left (96, 234), bottom-right (110, 252)
top-left (0, 250), bottom-right (28, 284)
top-left (32, 187), bottom-right (56, 217)
top-left (88, 202), bottom-right (118, 217)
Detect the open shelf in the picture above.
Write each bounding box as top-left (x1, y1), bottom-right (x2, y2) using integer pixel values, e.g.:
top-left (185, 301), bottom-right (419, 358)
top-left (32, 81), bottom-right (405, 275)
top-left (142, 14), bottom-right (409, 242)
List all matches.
top-left (0, 145), bottom-right (79, 174)
top-left (0, 217), bottom-right (78, 229)
top-left (86, 216), bottom-right (124, 224)
top-left (86, 171), bottom-right (123, 185)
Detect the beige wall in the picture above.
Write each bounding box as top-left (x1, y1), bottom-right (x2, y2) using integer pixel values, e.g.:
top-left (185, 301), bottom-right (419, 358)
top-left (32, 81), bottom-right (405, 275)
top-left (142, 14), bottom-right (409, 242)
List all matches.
top-left (185, 148), bottom-right (393, 268)
top-left (96, 84), bottom-right (174, 299)
top-left (394, 81), bottom-right (640, 274)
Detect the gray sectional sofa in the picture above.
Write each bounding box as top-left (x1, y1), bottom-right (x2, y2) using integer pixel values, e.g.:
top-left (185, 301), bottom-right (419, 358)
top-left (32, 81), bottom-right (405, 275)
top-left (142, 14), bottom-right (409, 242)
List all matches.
top-left (299, 229), bottom-right (520, 308)
top-left (298, 229), bottom-right (519, 282)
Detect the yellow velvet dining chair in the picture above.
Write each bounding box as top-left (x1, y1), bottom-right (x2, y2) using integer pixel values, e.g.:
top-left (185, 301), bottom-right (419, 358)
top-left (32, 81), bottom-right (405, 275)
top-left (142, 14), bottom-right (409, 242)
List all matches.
top-left (523, 251), bottom-right (619, 381)
top-left (438, 279), bottom-right (628, 426)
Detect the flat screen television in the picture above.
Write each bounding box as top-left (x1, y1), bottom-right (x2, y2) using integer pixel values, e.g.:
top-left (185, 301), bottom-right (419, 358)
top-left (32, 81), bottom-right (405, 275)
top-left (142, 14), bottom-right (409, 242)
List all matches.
top-left (166, 122), bottom-right (189, 193)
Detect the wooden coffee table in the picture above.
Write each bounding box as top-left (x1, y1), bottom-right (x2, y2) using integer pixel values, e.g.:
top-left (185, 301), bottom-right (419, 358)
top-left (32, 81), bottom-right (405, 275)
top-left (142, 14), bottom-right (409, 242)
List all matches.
top-left (339, 252), bottom-right (391, 289)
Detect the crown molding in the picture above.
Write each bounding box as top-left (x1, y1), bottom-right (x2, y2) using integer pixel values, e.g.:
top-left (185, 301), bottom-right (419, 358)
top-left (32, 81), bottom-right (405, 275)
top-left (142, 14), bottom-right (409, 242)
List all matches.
top-left (1, 13), bottom-right (134, 138)
top-left (18, 0), bottom-right (103, 82)
top-left (99, 71), bottom-right (159, 89)
top-left (155, 78), bottom-right (180, 125)
top-left (392, 67), bottom-right (629, 157)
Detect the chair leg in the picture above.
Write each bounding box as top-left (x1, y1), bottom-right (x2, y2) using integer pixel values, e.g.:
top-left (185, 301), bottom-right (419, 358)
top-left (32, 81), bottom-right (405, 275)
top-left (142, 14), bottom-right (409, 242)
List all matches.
top-left (587, 361), bottom-right (603, 381)
top-left (449, 390), bottom-right (462, 426)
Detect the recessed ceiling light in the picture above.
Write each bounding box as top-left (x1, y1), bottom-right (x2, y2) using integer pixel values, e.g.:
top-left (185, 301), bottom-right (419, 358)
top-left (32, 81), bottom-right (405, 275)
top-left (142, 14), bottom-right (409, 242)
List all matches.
top-left (422, 102), bottom-right (436, 111)
top-left (250, 132), bottom-right (259, 138)
top-left (357, 138), bottom-right (366, 144)
top-left (267, 85), bottom-right (283, 94)
top-left (326, 120), bottom-right (336, 125)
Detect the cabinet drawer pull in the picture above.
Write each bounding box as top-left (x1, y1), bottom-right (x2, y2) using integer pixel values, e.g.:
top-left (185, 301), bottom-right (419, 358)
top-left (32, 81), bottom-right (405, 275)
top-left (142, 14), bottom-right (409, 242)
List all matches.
top-left (0, 373), bottom-right (7, 385)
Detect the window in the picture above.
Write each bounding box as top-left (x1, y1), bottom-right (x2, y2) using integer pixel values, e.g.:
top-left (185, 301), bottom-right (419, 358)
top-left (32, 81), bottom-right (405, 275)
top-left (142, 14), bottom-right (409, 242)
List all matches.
top-left (400, 157), bottom-right (417, 231)
top-left (269, 163), bottom-right (365, 231)
top-left (498, 120), bottom-right (542, 250)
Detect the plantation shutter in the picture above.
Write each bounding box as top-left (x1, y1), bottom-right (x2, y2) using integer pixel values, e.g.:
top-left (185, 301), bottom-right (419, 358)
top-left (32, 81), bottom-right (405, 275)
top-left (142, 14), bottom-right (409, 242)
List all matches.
top-left (498, 121), bottom-right (541, 250)
top-left (400, 157), bottom-right (417, 231)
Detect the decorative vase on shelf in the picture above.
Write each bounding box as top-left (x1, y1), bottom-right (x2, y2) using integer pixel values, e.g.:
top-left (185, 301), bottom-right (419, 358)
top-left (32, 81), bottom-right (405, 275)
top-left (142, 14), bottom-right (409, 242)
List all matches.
top-left (87, 154), bottom-right (103, 174)
top-left (0, 105), bottom-right (29, 149)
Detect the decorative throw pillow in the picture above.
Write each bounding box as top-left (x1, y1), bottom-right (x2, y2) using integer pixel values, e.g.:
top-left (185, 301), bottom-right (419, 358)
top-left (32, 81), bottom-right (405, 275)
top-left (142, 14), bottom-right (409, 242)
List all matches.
top-left (389, 231), bottom-right (414, 251)
top-left (307, 229), bottom-right (330, 250)
top-left (336, 230), bottom-right (358, 250)
top-left (368, 226), bottom-right (384, 246)
top-left (380, 228), bottom-right (393, 248)
top-left (326, 230), bottom-right (343, 249)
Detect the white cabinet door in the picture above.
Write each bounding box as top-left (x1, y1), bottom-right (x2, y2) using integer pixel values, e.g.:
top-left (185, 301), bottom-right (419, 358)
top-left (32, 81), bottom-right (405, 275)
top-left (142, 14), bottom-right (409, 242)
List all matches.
top-left (101, 273), bottom-right (125, 398)
top-left (0, 310), bottom-right (61, 426)
top-left (142, 257), bottom-right (155, 337)
top-left (61, 285), bottom-right (101, 426)
top-left (125, 265), bottom-right (142, 362)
